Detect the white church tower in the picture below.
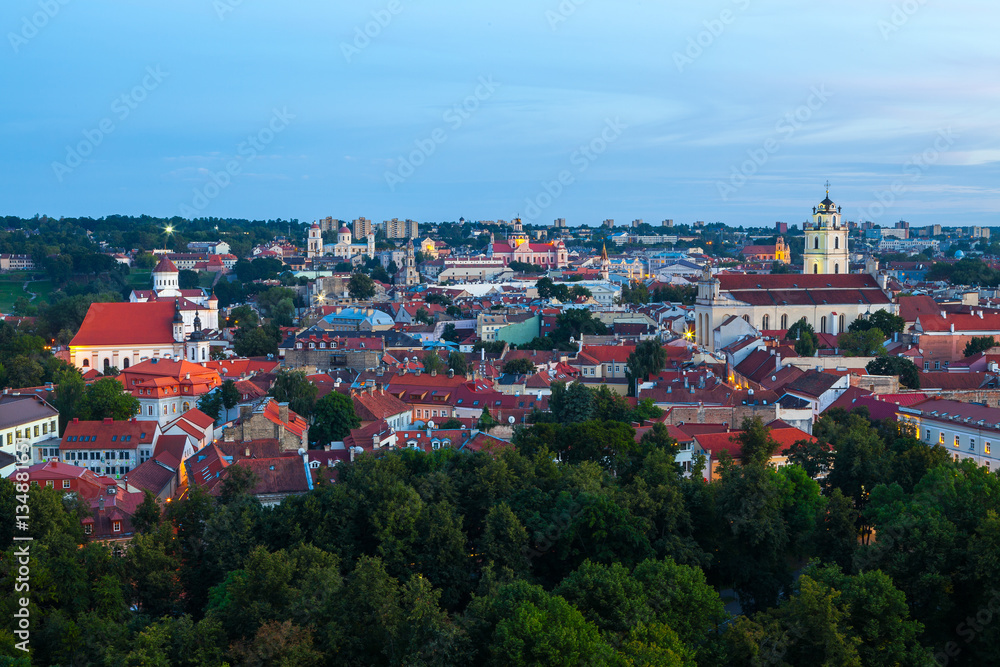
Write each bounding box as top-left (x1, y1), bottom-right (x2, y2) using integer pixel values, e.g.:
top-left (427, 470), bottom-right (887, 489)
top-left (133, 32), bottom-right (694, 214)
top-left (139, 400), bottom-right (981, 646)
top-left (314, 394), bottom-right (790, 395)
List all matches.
top-left (803, 184), bottom-right (849, 275)
top-left (152, 257), bottom-right (181, 297)
top-left (307, 222), bottom-right (323, 258)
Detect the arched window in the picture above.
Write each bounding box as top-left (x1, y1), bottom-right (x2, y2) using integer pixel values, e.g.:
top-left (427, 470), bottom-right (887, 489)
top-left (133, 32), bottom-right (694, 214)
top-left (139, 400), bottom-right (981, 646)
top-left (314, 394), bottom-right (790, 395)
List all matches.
top-left (839, 314), bottom-right (846, 333)
top-left (762, 315), bottom-right (770, 330)
top-left (834, 237), bottom-right (840, 250)
top-left (742, 315), bottom-right (750, 323)
top-left (813, 264), bottom-right (819, 274)
top-left (122, 358), bottom-right (129, 369)
top-left (821, 316), bottom-right (827, 333)
top-left (82, 359), bottom-right (90, 367)
top-left (834, 263), bottom-right (840, 274)
top-left (814, 237), bottom-right (819, 249)
top-left (103, 359), bottom-right (111, 371)
top-left (780, 314), bottom-right (788, 329)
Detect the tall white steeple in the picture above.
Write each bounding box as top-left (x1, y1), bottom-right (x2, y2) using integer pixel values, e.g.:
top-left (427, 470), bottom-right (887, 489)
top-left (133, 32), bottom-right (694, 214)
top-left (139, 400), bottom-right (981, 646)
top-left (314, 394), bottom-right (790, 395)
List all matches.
top-left (802, 183), bottom-right (849, 275)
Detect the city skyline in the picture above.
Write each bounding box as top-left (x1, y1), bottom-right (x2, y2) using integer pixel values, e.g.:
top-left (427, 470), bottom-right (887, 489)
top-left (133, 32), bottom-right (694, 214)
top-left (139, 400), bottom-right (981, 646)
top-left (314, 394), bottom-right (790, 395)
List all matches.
top-left (2, 1), bottom-right (998, 227)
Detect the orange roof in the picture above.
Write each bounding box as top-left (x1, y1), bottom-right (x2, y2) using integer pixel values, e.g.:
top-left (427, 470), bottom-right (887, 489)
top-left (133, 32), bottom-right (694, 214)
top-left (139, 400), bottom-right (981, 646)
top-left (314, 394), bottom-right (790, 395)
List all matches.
top-left (695, 427), bottom-right (815, 459)
top-left (71, 302), bottom-right (177, 347)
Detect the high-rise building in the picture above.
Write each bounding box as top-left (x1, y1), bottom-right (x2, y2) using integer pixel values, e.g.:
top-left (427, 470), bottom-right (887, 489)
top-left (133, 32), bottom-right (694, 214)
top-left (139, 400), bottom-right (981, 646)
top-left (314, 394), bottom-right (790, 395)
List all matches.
top-left (553, 218), bottom-right (566, 228)
top-left (662, 219), bottom-right (673, 227)
top-left (602, 219), bottom-right (615, 229)
top-left (386, 218), bottom-right (420, 239)
top-left (631, 219), bottom-right (644, 228)
top-left (353, 217), bottom-right (373, 239)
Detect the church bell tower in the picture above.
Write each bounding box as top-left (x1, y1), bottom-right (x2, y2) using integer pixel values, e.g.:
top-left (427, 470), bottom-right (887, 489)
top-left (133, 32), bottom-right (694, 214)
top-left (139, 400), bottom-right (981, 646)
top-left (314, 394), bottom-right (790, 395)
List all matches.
top-left (803, 184), bottom-right (849, 275)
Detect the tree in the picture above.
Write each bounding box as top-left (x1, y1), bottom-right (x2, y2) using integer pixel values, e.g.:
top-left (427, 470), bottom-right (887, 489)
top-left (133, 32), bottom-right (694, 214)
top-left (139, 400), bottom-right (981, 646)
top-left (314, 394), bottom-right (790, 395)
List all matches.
top-left (348, 273), bottom-right (376, 300)
top-left (447, 351), bottom-right (467, 376)
top-left (626, 339), bottom-right (667, 396)
top-left (548, 381), bottom-right (593, 423)
top-left (552, 308), bottom-right (607, 345)
top-left (440, 418), bottom-right (463, 429)
top-left (52, 369), bottom-right (86, 434)
top-left (310, 391), bottom-right (360, 446)
top-left (771, 261), bottom-right (793, 274)
top-left (226, 305), bottom-right (260, 329)
top-left (849, 309), bottom-right (904, 337)
top-left (783, 438), bottom-right (834, 479)
top-left (866, 356), bottom-right (920, 389)
top-left (269, 369), bottom-right (318, 417)
top-left (965, 335), bottom-right (997, 357)
top-left (735, 417), bottom-right (782, 466)
top-left (219, 465), bottom-right (261, 503)
top-left (197, 391), bottom-right (223, 422)
top-left (442, 323), bottom-right (461, 342)
top-left (787, 317), bottom-right (819, 357)
top-left (477, 406), bottom-right (497, 432)
top-left (131, 490), bottom-right (162, 534)
top-left (837, 328), bottom-right (885, 357)
top-left (178, 269), bottom-right (200, 289)
top-left (78, 377), bottom-right (140, 421)
top-left (502, 358), bottom-right (536, 375)
top-left (233, 325), bottom-right (280, 358)
top-left (220, 379), bottom-right (240, 412)
top-left (422, 351), bottom-right (445, 374)
top-left (414, 307), bottom-right (434, 325)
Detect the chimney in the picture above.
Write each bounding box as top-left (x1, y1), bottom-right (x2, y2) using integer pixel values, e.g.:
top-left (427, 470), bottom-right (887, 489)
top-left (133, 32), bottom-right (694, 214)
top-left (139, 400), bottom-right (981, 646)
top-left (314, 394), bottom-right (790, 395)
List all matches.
top-left (431, 369), bottom-right (437, 377)
top-left (775, 353), bottom-right (781, 368)
top-left (103, 417), bottom-right (112, 424)
top-left (278, 402), bottom-right (289, 423)
top-left (98, 495), bottom-right (105, 514)
top-left (239, 405), bottom-right (251, 421)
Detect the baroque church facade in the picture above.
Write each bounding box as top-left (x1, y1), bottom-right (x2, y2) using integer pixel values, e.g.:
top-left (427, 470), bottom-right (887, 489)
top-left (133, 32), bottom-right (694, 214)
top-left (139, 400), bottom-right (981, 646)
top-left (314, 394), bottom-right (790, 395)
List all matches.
top-left (695, 191), bottom-right (896, 351)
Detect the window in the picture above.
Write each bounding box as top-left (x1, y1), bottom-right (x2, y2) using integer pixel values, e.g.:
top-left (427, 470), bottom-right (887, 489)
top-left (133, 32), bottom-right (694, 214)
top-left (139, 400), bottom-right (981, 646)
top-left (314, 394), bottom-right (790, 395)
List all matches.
top-left (112, 521), bottom-right (121, 532)
top-left (780, 314), bottom-right (788, 329)
top-left (62, 480), bottom-right (70, 489)
top-left (42, 423), bottom-right (47, 435)
top-left (939, 432), bottom-right (944, 444)
top-left (148, 406), bottom-right (154, 416)
top-left (924, 362), bottom-right (930, 370)
top-left (82, 359), bottom-right (89, 367)
top-left (834, 237), bottom-right (840, 249)
top-left (813, 264), bottom-right (818, 274)
top-left (33, 426), bottom-right (39, 437)
top-left (987, 442), bottom-right (992, 455)
top-left (955, 435), bottom-right (960, 448)
top-left (84, 524), bottom-right (92, 535)
top-left (935, 361), bottom-right (941, 370)
top-left (820, 316), bottom-right (827, 334)
top-left (834, 263), bottom-right (839, 274)
top-left (762, 315), bottom-right (770, 330)
top-left (971, 439), bottom-right (977, 452)
top-left (45, 480), bottom-right (53, 487)
top-left (814, 237), bottom-right (819, 249)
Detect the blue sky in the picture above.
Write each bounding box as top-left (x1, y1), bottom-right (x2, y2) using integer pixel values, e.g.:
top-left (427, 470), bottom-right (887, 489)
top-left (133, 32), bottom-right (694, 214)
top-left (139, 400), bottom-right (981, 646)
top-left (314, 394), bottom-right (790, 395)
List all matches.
top-left (1, 0), bottom-right (998, 228)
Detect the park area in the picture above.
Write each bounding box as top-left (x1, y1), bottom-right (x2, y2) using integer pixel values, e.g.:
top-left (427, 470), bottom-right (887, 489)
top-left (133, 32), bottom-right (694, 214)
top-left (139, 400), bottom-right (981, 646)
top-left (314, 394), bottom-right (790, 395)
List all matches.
top-left (0, 272), bottom-right (53, 313)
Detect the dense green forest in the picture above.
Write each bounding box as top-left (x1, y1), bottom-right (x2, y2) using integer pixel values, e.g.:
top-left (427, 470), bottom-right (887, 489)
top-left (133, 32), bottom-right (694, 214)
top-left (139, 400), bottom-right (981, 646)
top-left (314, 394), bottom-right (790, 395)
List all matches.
top-left (2, 408), bottom-right (995, 665)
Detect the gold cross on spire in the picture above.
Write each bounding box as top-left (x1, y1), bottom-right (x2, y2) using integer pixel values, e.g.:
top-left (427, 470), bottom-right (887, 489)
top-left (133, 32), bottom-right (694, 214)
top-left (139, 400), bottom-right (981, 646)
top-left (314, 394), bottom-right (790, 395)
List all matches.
top-left (825, 180), bottom-right (831, 196)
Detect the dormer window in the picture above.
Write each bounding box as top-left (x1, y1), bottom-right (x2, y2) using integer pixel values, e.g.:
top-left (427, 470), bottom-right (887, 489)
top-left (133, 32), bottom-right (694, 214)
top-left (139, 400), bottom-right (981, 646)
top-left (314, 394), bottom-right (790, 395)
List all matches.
top-left (112, 521), bottom-right (121, 532)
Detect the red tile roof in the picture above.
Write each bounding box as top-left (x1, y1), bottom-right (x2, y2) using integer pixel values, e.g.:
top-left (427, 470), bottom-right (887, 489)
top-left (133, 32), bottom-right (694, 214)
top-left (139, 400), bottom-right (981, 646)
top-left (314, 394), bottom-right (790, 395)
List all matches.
top-left (71, 301), bottom-right (178, 346)
top-left (153, 257), bottom-right (178, 273)
top-left (61, 418), bottom-right (157, 450)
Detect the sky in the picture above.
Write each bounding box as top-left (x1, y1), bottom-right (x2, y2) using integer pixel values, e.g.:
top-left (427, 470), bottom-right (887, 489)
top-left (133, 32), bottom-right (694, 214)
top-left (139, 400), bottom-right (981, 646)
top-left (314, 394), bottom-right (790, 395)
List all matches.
top-left (1, 0), bottom-right (999, 229)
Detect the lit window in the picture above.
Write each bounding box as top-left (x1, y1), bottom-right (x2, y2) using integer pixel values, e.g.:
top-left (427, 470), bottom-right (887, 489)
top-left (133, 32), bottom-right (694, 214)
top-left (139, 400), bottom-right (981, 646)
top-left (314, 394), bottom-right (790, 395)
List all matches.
top-left (84, 524), bottom-right (92, 535)
top-left (63, 480), bottom-right (70, 489)
top-left (939, 432), bottom-right (944, 444)
top-left (112, 521), bottom-right (121, 532)
top-left (955, 435), bottom-right (960, 448)
top-left (45, 480), bottom-right (53, 487)
top-left (987, 442), bottom-right (992, 455)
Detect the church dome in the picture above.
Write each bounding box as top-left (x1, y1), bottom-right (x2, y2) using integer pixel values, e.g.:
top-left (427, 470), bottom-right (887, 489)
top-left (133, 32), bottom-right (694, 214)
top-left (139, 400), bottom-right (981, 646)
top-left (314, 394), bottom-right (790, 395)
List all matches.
top-left (339, 226), bottom-right (350, 234)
